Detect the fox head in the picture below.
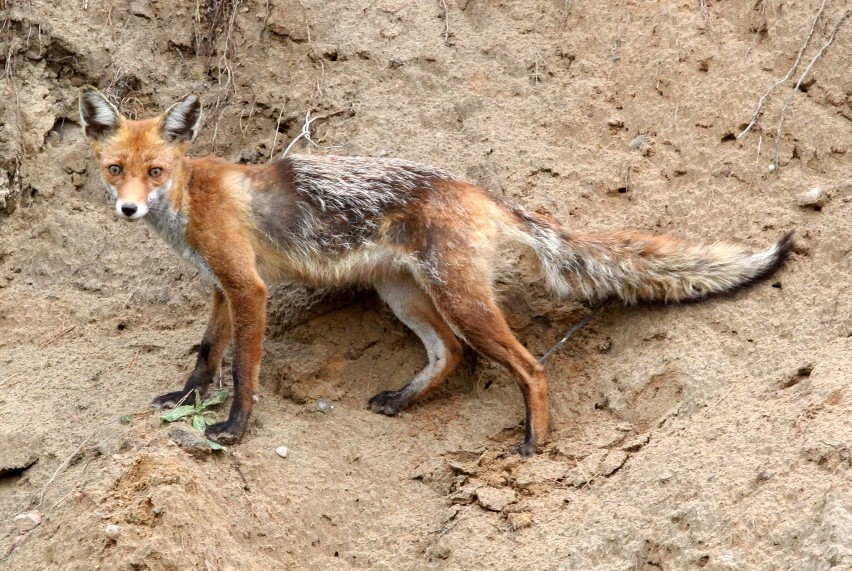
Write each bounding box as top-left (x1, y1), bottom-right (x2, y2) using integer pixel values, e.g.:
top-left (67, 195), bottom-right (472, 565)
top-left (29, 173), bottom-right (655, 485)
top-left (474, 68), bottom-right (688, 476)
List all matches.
top-left (79, 87), bottom-right (201, 220)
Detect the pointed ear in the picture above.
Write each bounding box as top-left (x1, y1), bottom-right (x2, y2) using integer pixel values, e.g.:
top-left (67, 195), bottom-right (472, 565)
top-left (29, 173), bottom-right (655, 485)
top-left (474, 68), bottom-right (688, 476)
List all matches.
top-left (79, 86), bottom-right (122, 141)
top-left (160, 95), bottom-right (202, 143)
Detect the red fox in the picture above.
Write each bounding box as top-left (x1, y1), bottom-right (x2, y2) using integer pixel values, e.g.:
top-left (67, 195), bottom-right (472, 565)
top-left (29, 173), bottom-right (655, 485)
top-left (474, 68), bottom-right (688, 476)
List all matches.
top-left (79, 87), bottom-right (794, 456)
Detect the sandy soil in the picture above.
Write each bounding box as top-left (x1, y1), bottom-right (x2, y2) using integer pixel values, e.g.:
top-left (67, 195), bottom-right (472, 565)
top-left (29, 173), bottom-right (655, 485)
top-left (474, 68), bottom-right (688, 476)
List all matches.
top-left (1, 1), bottom-right (851, 569)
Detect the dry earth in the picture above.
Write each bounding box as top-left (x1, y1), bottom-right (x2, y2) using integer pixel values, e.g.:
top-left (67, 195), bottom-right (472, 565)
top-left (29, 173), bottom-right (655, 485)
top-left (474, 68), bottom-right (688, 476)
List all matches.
top-left (1, 1), bottom-right (851, 569)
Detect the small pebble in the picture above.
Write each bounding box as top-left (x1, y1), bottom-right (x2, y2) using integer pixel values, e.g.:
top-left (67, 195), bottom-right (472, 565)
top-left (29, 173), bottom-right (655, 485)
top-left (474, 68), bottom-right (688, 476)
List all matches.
top-left (629, 134), bottom-right (646, 151)
top-left (768, 162), bottom-right (777, 173)
top-left (316, 399), bottom-right (333, 413)
top-left (104, 524), bottom-right (121, 540)
top-left (797, 186), bottom-right (828, 209)
top-left (168, 426), bottom-right (211, 457)
top-left (275, 445), bottom-right (289, 458)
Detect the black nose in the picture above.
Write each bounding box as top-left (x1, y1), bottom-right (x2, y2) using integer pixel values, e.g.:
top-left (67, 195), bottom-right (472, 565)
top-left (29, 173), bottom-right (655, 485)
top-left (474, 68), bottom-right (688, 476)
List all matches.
top-left (121, 203), bottom-right (138, 217)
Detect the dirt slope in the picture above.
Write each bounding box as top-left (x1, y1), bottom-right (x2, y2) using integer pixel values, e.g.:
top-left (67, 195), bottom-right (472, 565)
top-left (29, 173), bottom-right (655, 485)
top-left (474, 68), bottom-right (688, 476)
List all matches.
top-left (1, 1), bottom-right (851, 569)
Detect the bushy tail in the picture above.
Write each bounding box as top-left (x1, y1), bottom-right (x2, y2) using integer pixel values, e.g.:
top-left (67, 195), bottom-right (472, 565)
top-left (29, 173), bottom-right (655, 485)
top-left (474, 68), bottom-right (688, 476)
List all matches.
top-left (506, 207), bottom-right (794, 304)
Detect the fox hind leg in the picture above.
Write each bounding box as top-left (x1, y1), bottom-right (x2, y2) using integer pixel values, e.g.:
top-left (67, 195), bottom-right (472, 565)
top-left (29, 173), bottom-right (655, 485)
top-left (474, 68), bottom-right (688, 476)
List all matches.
top-left (152, 287), bottom-right (232, 408)
top-left (426, 280), bottom-right (549, 457)
top-left (369, 273), bottom-right (463, 415)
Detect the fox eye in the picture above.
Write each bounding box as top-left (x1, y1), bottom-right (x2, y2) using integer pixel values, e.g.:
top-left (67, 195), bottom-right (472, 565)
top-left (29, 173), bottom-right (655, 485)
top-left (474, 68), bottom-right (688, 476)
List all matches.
top-left (149, 167), bottom-right (163, 178)
top-left (108, 165), bottom-right (122, 176)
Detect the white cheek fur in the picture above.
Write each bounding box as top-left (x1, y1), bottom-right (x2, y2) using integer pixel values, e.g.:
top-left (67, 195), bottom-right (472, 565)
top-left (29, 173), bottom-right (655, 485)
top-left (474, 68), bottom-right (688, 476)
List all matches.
top-left (147, 178), bottom-right (172, 207)
top-left (106, 178), bottom-right (172, 220)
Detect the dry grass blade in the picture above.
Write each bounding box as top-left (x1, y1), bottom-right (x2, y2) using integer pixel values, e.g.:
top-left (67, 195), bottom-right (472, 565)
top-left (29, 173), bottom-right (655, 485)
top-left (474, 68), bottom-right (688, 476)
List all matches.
top-left (39, 325), bottom-right (76, 348)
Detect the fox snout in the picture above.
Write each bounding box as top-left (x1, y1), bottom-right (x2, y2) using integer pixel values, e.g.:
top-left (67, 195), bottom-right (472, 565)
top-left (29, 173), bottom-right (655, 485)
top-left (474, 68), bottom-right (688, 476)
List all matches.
top-left (113, 178), bottom-right (173, 220)
top-left (116, 198), bottom-right (147, 220)
top-left (110, 178), bottom-right (154, 220)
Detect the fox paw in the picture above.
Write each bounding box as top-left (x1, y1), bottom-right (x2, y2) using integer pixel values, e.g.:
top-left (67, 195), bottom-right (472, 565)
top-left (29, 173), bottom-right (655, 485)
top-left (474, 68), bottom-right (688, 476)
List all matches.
top-left (518, 441), bottom-right (537, 458)
top-left (151, 389), bottom-right (199, 409)
top-left (205, 418), bottom-right (244, 444)
top-left (368, 391), bottom-right (409, 416)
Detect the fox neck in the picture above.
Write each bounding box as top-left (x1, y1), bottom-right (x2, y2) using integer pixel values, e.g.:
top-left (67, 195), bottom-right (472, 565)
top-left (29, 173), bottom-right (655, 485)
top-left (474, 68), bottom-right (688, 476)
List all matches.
top-left (142, 159), bottom-right (217, 284)
top-left (157, 158), bottom-right (191, 214)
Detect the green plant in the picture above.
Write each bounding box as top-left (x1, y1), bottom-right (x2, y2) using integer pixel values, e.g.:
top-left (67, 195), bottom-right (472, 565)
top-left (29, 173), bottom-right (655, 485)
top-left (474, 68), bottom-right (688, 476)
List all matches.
top-left (158, 389), bottom-right (230, 451)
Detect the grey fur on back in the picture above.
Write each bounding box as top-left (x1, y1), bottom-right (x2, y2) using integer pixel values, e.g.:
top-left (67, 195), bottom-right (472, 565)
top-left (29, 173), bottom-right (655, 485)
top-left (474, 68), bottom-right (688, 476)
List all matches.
top-left (252, 155), bottom-right (460, 257)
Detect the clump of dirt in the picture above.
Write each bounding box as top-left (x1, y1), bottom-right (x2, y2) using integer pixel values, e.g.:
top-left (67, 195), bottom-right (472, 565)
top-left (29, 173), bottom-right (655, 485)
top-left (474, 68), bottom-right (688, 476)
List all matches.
top-left (2, 1), bottom-right (851, 569)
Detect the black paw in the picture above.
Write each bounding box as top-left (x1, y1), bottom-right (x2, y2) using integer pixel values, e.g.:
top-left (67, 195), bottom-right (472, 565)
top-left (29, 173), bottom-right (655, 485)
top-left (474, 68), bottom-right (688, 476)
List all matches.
top-left (205, 418), bottom-right (245, 444)
top-left (368, 390), bottom-right (408, 416)
top-left (152, 389), bottom-right (201, 409)
top-left (518, 440), bottom-right (537, 458)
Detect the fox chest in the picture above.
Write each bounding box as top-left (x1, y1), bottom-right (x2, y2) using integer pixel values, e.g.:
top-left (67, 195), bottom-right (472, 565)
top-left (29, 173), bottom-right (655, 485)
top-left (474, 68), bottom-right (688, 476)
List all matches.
top-left (145, 208), bottom-right (219, 285)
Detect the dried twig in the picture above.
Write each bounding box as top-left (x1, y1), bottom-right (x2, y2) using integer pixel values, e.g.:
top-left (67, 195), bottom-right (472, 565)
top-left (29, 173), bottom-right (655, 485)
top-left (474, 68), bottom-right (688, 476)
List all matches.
top-left (217, 0), bottom-right (240, 95)
top-left (268, 106), bottom-right (286, 162)
top-left (738, 0), bottom-right (828, 139)
top-left (40, 325), bottom-right (76, 348)
top-left (539, 307), bottom-right (600, 363)
top-left (239, 98), bottom-right (257, 134)
top-left (746, 134), bottom-right (763, 192)
top-left (126, 349), bottom-right (141, 371)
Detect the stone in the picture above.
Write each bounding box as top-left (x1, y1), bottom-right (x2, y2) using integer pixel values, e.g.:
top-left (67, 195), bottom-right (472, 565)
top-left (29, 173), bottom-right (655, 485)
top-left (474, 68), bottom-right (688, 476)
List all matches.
top-left (797, 186), bottom-right (828, 209)
top-left (168, 426), bottom-right (211, 457)
top-left (104, 524), bottom-right (121, 540)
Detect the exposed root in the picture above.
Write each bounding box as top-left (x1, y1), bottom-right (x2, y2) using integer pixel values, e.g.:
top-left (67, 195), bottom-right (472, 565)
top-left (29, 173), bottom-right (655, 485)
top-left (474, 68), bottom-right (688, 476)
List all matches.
top-left (771, 10), bottom-right (850, 170)
top-left (439, 0), bottom-right (450, 43)
top-left (280, 109), bottom-right (348, 159)
top-left (539, 307), bottom-right (600, 363)
top-left (737, 0), bottom-right (828, 139)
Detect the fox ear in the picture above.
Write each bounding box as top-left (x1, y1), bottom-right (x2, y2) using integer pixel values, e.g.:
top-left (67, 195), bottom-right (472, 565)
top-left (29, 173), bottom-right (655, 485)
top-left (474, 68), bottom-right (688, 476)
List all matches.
top-left (160, 95), bottom-right (202, 143)
top-left (79, 86), bottom-right (122, 141)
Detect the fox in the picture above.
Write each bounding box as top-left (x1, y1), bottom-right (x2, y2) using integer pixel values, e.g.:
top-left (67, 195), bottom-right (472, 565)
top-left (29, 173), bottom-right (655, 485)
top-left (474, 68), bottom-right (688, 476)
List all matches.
top-left (79, 86), bottom-right (794, 456)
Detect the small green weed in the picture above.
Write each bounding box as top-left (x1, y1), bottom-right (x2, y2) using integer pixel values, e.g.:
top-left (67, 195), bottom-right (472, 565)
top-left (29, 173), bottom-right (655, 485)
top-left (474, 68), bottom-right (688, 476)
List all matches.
top-left (158, 389), bottom-right (230, 451)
